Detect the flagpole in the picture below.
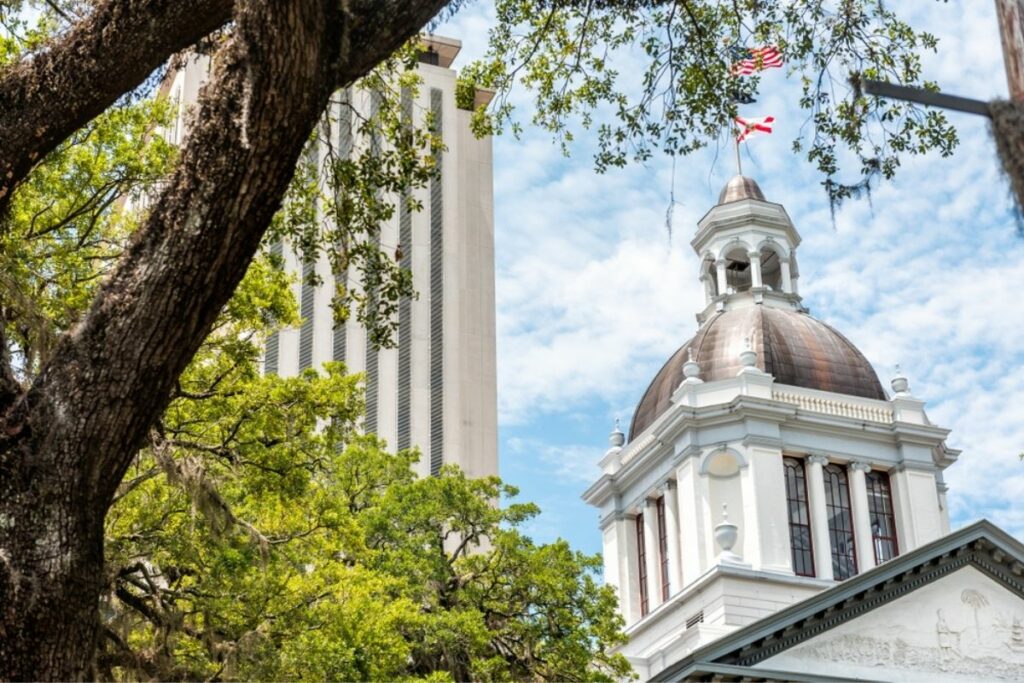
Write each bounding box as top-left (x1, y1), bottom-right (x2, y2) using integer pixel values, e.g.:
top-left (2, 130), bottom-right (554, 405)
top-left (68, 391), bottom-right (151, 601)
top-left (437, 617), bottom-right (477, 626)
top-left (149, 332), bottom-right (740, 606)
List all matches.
top-left (734, 135), bottom-right (743, 176)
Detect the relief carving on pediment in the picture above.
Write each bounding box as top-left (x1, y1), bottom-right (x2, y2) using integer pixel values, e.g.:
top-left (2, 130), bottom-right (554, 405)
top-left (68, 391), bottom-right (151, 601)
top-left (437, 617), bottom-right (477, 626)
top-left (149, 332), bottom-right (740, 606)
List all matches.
top-left (779, 581), bottom-right (1024, 681)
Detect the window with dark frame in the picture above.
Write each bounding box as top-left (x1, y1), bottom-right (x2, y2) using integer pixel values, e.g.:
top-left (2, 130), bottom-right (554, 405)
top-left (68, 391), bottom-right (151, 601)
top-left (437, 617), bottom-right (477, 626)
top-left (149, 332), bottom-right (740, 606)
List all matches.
top-left (656, 496), bottom-right (670, 601)
top-left (865, 470), bottom-right (899, 563)
top-left (418, 47), bottom-right (440, 65)
top-left (783, 457), bottom-right (815, 577)
top-left (636, 513), bottom-right (649, 616)
top-left (823, 464), bottom-right (858, 580)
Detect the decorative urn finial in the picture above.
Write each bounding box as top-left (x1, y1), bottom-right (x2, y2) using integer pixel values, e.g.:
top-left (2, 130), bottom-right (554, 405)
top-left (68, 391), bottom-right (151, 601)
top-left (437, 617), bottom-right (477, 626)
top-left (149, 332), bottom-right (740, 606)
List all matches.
top-left (891, 363), bottom-right (911, 396)
top-left (682, 347), bottom-right (703, 382)
top-left (714, 503), bottom-right (742, 563)
top-left (609, 419), bottom-right (625, 448)
top-left (739, 335), bottom-right (758, 370)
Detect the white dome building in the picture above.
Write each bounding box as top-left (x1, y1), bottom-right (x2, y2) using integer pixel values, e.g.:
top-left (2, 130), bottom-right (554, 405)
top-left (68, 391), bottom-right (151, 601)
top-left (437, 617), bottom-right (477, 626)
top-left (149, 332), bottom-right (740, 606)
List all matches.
top-left (583, 177), bottom-right (1024, 682)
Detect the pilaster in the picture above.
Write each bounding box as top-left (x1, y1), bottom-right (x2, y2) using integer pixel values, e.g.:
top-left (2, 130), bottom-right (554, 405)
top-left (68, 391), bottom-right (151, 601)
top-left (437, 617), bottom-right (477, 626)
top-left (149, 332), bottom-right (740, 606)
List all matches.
top-left (623, 515), bottom-right (642, 622)
top-left (746, 447), bottom-right (791, 572)
top-left (676, 457), bottom-right (706, 583)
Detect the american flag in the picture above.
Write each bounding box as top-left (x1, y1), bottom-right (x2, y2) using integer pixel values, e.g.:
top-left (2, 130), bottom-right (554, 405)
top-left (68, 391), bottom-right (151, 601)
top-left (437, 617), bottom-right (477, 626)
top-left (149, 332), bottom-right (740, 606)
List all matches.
top-left (731, 46), bottom-right (784, 76)
top-left (735, 115), bottom-right (774, 143)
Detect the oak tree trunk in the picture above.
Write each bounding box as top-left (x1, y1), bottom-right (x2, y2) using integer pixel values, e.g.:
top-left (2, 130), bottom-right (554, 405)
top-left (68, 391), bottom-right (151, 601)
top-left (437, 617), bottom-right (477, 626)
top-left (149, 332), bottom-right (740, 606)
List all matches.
top-left (0, 0), bottom-right (448, 678)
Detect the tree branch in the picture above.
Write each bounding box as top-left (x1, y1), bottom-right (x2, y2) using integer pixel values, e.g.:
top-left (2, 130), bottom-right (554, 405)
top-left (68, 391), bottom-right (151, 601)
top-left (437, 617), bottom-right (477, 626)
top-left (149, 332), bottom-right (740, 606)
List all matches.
top-left (14, 0), bottom-right (450, 504)
top-left (0, 0), bottom-right (235, 218)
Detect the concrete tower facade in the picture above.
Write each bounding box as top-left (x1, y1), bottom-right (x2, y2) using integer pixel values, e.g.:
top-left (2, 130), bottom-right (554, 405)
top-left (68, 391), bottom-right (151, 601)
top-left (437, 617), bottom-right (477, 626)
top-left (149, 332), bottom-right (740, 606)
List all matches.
top-left (163, 36), bottom-right (498, 481)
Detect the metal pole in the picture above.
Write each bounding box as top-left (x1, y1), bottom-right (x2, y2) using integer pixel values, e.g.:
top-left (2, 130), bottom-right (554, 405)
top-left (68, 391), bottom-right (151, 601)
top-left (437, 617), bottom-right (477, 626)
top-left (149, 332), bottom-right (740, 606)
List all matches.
top-left (734, 136), bottom-right (743, 176)
top-left (996, 0), bottom-right (1024, 101)
top-left (861, 79), bottom-right (990, 117)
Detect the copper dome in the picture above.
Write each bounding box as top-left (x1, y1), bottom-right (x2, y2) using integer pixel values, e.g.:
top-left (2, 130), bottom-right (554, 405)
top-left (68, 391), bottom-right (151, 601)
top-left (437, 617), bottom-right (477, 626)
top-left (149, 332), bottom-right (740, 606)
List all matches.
top-left (718, 175), bottom-right (765, 204)
top-left (628, 306), bottom-right (886, 440)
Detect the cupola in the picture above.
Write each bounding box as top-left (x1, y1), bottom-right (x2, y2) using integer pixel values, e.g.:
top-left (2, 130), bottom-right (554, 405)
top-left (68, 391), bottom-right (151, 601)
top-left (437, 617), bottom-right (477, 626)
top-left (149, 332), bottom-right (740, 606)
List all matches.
top-left (693, 175), bottom-right (801, 311)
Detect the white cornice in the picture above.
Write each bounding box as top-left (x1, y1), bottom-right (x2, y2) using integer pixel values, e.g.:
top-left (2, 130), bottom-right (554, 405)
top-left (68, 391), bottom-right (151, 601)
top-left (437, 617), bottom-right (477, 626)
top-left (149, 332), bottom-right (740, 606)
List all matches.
top-left (585, 389), bottom-right (956, 509)
top-left (694, 200), bottom-right (799, 242)
top-left (582, 473), bottom-right (616, 506)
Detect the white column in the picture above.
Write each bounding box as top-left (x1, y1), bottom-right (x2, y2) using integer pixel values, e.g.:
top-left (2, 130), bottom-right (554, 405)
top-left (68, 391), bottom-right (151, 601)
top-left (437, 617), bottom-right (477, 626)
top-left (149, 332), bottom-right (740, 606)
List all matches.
top-left (643, 499), bottom-right (662, 610)
top-left (779, 257), bottom-right (792, 293)
top-left (848, 461), bottom-right (876, 573)
top-left (715, 258), bottom-right (728, 296)
top-left (748, 250), bottom-right (763, 288)
top-left (805, 454), bottom-right (834, 580)
top-left (663, 482), bottom-right (683, 593)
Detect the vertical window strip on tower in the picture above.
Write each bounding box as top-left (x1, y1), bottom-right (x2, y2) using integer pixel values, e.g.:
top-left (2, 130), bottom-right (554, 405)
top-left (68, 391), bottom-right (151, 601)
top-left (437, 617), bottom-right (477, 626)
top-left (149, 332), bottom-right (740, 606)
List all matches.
top-left (823, 464), bottom-right (858, 580)
top-left (332, 88), bottom-right (352, 365)
top-left (364, 89), bottom-right (383, 436)
top-left (783, 457), bottom-right (815, 577)
top-left (265, 240), bottom-right (284, 375)
top-left (298, 138), bottom-right (319, 372)
top-left (656, 496), bottom-right (669, 601)
top-left (636, 513), bottom-right (649, 617)
top-left (298, 254), bottom-right (315, 371)
top-left (428, 87), bottom-right (444, 476)
top-left (865, 470), bottom-right (899, 563)
top-left (396, 87), bottom-right (413, 451)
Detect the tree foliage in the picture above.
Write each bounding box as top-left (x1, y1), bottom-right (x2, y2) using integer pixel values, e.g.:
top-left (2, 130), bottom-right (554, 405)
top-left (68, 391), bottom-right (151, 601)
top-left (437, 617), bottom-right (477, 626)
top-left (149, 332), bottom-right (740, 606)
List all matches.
top-left (461, 0), bottom-right (959, 206)
top-left (99, 266), bottom-right (630, 681)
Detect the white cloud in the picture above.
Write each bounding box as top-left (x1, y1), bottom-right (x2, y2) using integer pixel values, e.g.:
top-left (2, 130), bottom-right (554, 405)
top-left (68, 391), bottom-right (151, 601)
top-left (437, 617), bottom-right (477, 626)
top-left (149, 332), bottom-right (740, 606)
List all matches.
top-left (441, 2), bottom-right (1024, 545)
top-left (507, 436), bottom-right (606, 484)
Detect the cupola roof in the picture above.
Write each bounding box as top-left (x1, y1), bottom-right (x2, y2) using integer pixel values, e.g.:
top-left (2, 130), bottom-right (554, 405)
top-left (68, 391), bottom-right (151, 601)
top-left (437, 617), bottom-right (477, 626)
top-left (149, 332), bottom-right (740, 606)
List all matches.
top-left (717, 175), bottom-right (765, 204)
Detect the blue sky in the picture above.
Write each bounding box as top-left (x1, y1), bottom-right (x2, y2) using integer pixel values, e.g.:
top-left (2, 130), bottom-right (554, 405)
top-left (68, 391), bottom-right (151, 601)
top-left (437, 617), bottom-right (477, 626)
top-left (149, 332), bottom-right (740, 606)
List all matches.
top-left (441, 2), bottom-right (1024, 556)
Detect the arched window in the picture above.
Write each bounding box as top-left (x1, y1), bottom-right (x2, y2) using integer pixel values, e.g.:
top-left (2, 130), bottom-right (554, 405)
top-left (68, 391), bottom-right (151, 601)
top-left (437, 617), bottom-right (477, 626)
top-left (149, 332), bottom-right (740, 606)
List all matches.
top-left (636, 513), bottom-right (649, 616)
top-left (723, 246), bottom-right (752, 292)
top-left (824, 464), bottom-right (858, 579)
top-left (758, 246), bottom-right (784, 291)
top-left (783, 457), bottom-right (815, 577)
top-left (866, 470), bottom-right (899, 563)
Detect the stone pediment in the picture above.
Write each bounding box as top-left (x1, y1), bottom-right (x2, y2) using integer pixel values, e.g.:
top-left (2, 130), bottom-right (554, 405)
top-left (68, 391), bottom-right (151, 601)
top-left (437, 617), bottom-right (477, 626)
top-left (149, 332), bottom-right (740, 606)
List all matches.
top-left (761, 566), bottom-right (1024, 682)
top-left (653, 521), bottom-right (1024, 682)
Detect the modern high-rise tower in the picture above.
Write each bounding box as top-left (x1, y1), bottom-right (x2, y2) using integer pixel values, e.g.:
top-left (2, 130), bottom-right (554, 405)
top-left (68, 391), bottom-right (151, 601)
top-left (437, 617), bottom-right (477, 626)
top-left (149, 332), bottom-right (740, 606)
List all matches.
top-left (163, 36), bottom-right (498, 481)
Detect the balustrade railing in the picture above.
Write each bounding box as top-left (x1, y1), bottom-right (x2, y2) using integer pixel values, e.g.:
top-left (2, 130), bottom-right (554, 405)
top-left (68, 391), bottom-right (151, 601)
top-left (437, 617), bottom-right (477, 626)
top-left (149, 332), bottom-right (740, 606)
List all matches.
top-left (773, 389), bottom-right (894, 423)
